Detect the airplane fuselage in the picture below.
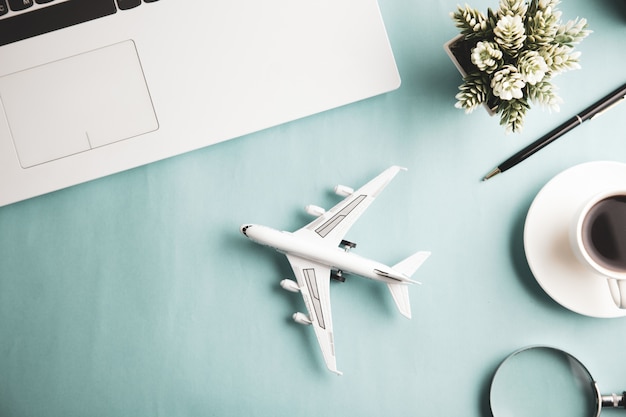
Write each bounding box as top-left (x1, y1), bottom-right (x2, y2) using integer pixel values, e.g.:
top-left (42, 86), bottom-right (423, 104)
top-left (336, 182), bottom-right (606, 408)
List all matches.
top-left (241, 224), bottom-right (410, 283)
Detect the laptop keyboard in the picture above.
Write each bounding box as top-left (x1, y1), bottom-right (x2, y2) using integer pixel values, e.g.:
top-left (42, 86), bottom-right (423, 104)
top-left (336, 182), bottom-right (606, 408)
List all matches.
top-left (0, 0), bottom-right (159, 47)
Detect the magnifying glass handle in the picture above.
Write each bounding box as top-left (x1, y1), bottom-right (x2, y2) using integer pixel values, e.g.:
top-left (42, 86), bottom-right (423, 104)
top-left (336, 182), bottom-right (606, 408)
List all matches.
top-left (601, 392), bottom-right (626, 408)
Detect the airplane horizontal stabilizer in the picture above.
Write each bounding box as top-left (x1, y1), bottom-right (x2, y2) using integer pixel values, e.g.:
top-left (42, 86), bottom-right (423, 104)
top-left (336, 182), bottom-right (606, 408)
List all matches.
top-left (393, 251), bottom-right (430, 279)
top-left (387, 282), bottom-right (412, 319)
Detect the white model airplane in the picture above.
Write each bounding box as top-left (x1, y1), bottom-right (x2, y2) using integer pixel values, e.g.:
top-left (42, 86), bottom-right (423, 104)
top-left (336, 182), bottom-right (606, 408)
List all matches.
top-left (240, 166), bottom-right (430, 375)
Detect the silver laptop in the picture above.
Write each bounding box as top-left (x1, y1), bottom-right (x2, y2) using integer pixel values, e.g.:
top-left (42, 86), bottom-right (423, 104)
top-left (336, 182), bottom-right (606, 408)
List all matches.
top-left (0, 0), bottom-right (400, 207)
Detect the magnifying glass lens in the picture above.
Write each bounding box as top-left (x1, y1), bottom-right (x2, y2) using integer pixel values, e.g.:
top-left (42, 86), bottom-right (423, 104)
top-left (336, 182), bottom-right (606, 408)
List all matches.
top-left (490, 347), bottom-right (598, 417)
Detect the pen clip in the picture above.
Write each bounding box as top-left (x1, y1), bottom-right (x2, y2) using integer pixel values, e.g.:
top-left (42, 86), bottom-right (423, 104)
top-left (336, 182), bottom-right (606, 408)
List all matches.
top-left (591, 95), bottom-right (626, 120)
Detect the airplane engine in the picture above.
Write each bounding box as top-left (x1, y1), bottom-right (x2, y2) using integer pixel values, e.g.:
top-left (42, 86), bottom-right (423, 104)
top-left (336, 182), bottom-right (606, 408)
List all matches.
top-left (280, 279), bottom-right (300, 293)
top-left (292, 312), bottom-right (312, 326)
top-left (334, 184), bottom-right (354, 197)
top-left (305, 204), bottom-right (326, 217)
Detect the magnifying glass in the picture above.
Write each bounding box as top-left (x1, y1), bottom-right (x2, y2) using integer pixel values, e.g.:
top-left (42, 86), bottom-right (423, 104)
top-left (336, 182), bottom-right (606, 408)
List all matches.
top-left (489, 346), bottom-right (626, 417)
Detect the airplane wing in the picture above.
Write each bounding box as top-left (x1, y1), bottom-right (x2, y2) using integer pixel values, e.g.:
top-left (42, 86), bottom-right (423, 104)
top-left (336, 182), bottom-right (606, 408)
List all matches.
top-left (294, 165), bottom-right (406, 247)
top-left (286, 254), bottom-right (342, 375)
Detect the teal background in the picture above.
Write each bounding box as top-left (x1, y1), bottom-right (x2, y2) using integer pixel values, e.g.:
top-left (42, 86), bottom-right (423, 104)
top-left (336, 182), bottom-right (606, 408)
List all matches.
top-left (2, 1), bottom-right (626, 416)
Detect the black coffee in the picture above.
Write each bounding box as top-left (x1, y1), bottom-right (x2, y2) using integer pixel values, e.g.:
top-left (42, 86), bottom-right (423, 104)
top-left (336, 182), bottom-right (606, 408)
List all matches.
top-left (582, 195), bottom-right (626, 272)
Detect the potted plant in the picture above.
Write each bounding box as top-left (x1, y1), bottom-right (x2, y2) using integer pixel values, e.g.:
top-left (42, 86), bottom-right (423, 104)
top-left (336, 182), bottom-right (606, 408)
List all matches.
top-left (445, 0), bottom-right (591, 133)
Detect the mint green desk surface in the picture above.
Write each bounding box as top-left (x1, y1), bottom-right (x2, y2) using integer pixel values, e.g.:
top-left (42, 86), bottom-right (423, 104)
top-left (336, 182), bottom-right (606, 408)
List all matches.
top-left (2, 1), bottom-right (626, 416)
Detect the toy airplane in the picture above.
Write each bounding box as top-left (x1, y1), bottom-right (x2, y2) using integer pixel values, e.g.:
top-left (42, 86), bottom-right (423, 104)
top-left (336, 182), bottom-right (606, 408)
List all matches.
top-left (240, 166), bottom-right (430, 375)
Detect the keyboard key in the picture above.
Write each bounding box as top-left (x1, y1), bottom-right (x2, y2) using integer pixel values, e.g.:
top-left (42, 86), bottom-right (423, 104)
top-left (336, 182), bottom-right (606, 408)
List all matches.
top-left (0, 0), bottom-right (117, 47)
top-left (116, 0), bottom-right (140, 10)
top-left (35, 0), bottom-right (55, 4)
top-left (0, 0), bottom-right (7, 16)
top-left (8, 0), bottom-right (33, 11)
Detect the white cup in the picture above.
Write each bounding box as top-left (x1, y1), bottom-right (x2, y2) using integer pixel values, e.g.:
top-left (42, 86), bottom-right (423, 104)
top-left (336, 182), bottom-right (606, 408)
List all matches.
top-left (570, 189), bottom-right (626, 308)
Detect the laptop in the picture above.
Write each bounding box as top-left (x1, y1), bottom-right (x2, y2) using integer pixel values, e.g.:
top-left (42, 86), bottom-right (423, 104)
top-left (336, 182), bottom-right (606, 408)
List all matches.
top-left (0, 0), bottom-right (400, 207)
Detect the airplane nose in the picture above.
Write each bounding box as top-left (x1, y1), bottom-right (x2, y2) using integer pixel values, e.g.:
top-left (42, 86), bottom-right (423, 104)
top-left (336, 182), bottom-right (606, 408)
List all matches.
top-left (240, 224), bottom-right (252, 237)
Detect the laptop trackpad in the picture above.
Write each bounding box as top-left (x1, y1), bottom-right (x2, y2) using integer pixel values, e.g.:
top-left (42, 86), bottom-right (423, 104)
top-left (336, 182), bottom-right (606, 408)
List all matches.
top-left (0, 40), bottom-right (158, 168)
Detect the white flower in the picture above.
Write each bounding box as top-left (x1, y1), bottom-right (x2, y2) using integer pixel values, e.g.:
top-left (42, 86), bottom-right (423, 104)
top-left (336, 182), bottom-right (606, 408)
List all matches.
top-left (528, 80), bottom-right (563, 112)
top-left (491, 65), bottom-right (526, 100)
top-left (494, 14), bottom-right (527, 56)
top-left (471, 41), bottom-right (503, 74)
top-left (539, 44), bottom-right (581, 74)
top-left (518, 50), bottom-right (549, 84)
top-left (498, 0), bottom-right (528, 17)
top-left (538, 0), bottom-right (560, 12)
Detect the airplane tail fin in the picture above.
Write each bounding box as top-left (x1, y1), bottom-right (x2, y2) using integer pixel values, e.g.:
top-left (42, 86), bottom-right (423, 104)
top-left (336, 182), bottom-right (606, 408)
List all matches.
top-left (387, 251), bottom-right (431, 319)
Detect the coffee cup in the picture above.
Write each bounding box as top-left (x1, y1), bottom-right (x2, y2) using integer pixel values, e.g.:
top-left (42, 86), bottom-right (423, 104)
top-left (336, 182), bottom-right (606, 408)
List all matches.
top-left (570, 189), bottom-right (626, 308)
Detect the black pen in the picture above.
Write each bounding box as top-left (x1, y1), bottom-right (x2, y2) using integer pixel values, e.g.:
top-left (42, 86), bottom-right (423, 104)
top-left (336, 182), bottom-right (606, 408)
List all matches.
top-left (483, 82), bottom-right (626, 181)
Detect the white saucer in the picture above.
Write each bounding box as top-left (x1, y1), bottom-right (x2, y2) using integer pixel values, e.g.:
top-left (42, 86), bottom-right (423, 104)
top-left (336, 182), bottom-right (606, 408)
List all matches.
top-left (524, 161), bottom-right (626, 318)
